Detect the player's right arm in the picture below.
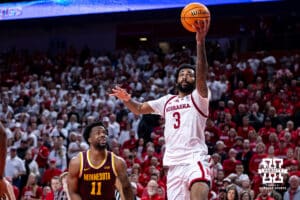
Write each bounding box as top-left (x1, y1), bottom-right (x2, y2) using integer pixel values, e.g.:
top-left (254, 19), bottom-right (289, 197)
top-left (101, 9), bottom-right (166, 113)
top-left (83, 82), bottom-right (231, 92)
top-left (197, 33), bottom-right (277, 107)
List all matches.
top-left (67, 154), bottom-right (82, 200)
top-left (109, 86), bottom-right (154, 115)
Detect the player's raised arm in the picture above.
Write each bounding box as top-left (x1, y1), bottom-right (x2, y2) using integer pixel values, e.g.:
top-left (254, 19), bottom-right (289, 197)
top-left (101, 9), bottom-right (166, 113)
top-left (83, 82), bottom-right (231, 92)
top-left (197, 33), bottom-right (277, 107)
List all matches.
top-left (109, 86), bottom-right (154, 115)
top-left (67, 155), bottom-right (82, 200)
top-left (194, 20), bottom-right (210, 98)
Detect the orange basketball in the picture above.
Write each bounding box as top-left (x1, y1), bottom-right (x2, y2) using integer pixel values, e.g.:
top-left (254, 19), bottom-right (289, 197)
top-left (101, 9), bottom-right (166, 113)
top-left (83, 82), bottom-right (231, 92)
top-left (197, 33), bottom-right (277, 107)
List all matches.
top-left (180, 2), bottom-right (210, 32)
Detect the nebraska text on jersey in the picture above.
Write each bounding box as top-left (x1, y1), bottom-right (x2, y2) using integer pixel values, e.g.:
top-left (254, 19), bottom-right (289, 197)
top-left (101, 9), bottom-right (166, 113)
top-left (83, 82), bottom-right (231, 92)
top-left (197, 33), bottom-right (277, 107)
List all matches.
top-left (166, 103), bottom-right (191, 112)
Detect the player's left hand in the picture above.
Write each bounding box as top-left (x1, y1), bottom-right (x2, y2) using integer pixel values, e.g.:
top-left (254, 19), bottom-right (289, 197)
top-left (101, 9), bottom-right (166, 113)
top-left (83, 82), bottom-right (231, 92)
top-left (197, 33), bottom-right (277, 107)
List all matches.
top-left (109, 86), bottom-right (131, 102)
top-left (193, 19), bottom-right (210, 43)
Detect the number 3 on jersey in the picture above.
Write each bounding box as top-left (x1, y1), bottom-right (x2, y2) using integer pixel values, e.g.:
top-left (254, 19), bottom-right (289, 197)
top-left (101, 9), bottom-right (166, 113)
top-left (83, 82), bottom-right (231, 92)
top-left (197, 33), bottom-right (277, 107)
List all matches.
top-left (91, 181), bottom-right (102, 195)
top-left (173, 112), bottom-right (180, 129)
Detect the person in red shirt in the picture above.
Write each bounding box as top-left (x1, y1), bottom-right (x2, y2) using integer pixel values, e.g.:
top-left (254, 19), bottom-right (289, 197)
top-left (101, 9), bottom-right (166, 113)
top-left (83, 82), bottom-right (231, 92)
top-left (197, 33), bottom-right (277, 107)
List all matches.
top-left (42, 186), bottom-right (52, 200)
top-left (265, 133), bottom-right (279, 151)
top-left (275, 138), bottom-right (290, 158)
top-left (258, 117), bottom-right (276, 144)
top-left (205, 118), bottom-right (222, 144)
top-left (129, 172), bottom-right (144, 198)
top-left (280, 131), bottom-right (295, 149)
top-left (232, 81), bottom-right (249, 106)
top-left (222, 148), bottom-right (240, 177)
top-left (279, 120), bottom-right (298, 141)
top-left (41, 159), bottom-right (62, 186)
top-left (224, 128), bottom-right (238, 150)
top-left (212, 101), bottom-right (230, 122)
top-left (123, 130), bottom-right (138, 151)
top-left (277, 101), bottom-right (294, 124)
top-left (249, 142), bottom-right (267, 178)
top-left (141, 180), bottom-right (164, 200)
top-left (21, 173), bottom-right (43, 200)
top-left (237, 116), bottom-right (255, 139)
top-left (255, 184), bottom-right (275, 200)
top-left (219, 112), bottom-right (237, 133)
top-left (285, 147), bottom-right (295, 161)
top-left (34, 137), bottom-right (50, 175)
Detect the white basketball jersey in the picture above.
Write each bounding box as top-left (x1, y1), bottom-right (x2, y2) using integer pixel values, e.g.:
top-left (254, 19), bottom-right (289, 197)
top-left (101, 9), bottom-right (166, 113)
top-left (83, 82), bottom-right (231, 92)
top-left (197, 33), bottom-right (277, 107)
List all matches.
top-left (148, 89), bottom-right (209, 166)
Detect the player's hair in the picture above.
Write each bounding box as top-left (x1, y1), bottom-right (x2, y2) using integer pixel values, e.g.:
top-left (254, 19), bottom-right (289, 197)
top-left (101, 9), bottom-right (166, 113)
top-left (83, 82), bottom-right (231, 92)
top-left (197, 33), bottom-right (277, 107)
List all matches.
top-left (83, 121), bottom-right (107, 144)
top-left (175, 64), bottom-right (195, 81)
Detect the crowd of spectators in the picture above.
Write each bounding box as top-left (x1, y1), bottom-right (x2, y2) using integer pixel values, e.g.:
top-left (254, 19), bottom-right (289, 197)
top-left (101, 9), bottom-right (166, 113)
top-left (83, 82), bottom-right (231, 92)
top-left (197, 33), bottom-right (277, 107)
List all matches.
top-left (0, 43), bottom-right (299, 200)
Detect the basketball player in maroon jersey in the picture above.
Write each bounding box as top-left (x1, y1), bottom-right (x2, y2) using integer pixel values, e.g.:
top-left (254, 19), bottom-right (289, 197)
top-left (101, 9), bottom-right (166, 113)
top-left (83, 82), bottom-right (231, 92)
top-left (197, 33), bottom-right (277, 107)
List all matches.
top-left (0, 121), bottom-right (16, 200)
top-left (68, 121), bottom-right (133, 200)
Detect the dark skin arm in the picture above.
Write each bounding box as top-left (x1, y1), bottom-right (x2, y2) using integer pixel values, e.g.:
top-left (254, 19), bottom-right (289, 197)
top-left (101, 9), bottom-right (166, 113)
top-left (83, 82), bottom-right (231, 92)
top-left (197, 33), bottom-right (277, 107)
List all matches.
top-left (67, 154), bottom-right (82, 200)
top-left (114, 156), bottom-right (134, 200)
top-left (109, 86), bottom-right (154, 115)
top-left (194, 19), bottom-right (210, 98)
top-left (0, 122), bottom-right (16, 200)
top-left (110, 21), bottom-right (210, 108)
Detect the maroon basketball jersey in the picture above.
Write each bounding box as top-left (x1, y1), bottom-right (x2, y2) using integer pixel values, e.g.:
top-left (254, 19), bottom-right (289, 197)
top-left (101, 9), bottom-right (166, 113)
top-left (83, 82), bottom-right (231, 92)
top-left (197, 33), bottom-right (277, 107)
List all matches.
top-left (78, 150), bottom-right (117, 200)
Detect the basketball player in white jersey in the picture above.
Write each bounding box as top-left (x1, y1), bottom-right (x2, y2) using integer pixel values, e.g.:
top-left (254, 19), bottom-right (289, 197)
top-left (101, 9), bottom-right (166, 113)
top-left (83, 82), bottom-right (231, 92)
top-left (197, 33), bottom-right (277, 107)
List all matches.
top-left (0, 121), bottom-right (16, 200)
top-left (110, 20), bottom-right (211, 200)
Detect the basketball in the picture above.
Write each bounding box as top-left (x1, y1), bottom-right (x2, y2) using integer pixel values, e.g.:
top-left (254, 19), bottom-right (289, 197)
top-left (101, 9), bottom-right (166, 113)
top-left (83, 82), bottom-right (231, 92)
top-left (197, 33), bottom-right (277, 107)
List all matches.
top-left (180, 2), bottom-right (210, 32)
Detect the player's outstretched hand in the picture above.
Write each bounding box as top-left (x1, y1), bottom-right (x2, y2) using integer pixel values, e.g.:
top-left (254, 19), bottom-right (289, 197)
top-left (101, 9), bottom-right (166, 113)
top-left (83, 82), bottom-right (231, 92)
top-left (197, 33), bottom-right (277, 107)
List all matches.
top-left (193, 19), bottom-right (210, 44)
top-left (109, 86), bottom-right (131, 102)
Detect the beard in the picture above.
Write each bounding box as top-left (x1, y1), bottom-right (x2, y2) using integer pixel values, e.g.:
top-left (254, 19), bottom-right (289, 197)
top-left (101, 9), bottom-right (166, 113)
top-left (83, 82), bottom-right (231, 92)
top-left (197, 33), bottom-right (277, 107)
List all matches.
top-left (176, 81), bottom-right (195, 94)
top-left (93, 142), bottom-right (108, 151)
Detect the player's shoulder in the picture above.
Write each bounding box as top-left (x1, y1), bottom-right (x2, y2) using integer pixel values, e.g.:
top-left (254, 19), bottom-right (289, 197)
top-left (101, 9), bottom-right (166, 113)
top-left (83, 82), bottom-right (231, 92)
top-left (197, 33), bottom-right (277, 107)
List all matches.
top-left (69, 151), bottom-right (83, 166)
top-left (161, 94), bottom-right (177, 103)
top-left (111, 152), bottom-right (125, 163)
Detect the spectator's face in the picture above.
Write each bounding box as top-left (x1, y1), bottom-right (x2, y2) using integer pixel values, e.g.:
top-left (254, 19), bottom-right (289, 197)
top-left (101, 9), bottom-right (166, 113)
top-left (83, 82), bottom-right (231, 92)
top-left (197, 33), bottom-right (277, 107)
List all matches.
top-left (256, 144), bottom-right (265, 153)
top-left (290, 177), bottom-right (300, 190)
top-left (243, 140), bottom-right (250, 149)
top-left (147, 181), bottom-right (158, 196)
top-left (43, 186), bottom-right (51, 195)
top-left (28, 174), bottom-right (36, 185)
top-left (51, 179), bottom-right (61, 192)
top-left (217, 171), bottom-right (224, 180)
top-left (241, 193), bottom-right (250, 200)
top-left (227, 189), bottom-right (235, 200)
top-left (235, 165), bottom-right (244, 173)
top-left (242, 180), bottom-right (250, 188)
top-left (10, 149), bottom-right (17, 157)
top-left (25, 151), bottom-right (32, 160)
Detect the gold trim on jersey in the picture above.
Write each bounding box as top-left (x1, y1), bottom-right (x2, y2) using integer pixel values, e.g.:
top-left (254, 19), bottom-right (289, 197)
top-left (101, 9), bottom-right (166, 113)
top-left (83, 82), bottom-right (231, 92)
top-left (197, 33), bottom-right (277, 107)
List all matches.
top-left (87, 149), bottom-right (107, 169)
top-left (79, 152), bottom-right (83, 178)
top-left (111, 152), bottom-right (118, 177)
